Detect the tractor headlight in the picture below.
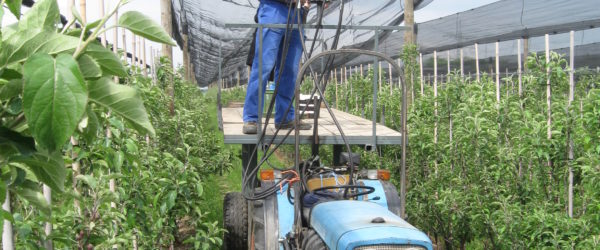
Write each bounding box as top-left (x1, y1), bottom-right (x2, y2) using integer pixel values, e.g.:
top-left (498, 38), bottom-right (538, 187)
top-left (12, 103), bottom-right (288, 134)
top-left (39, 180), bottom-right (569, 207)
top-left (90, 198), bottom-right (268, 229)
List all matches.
top-left (354, 245), bottom-right (426, 250)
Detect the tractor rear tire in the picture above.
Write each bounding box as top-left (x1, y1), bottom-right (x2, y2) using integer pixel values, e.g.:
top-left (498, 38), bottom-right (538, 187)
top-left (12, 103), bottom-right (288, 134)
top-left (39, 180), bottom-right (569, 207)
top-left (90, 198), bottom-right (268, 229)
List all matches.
top-left (223, 192), bottom-right (248, 250)
top-left (302, 229), bottom-right (328, 250)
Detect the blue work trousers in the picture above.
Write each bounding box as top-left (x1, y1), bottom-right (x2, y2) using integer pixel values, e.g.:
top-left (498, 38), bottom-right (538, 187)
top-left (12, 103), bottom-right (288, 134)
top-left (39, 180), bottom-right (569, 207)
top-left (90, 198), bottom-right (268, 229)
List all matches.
top-left (243, 1), bottom-right (304, 124)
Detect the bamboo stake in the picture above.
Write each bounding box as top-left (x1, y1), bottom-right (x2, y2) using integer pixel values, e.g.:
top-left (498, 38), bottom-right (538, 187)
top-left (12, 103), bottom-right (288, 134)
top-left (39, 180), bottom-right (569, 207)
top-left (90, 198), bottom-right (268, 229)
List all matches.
top-left (446, 50), bottom-right (450, 81)
top-left (419, 53), bottom-right (424, 96)
top-left (113, 8), bottom-right (119, 83)
top-left (568, 30), bottom-right (574, 218)
top-left (43, 185), bottom-right (52, 249)
top-left (379, 61), bottom-right (383, 92)
top-left (80, 0), bottom-right (87, 23)
top-left (460, 48), bottom-right (464, 78)
top-left (71, 137), bottom-right (81, 215)
top-left (122, 28), bottom-right (128, 64)
top-left (475, 43), bottom-right (480, 82)
top-left (518, 39), bottom-right (523, 99)
top-left (389, 62), bottom-right (393, 94)
top-left (100, 0), bottom-right (106, 47)
top-left (434, 51), bottom-right (438, 172)
top-left (132, 34), bottom-right (137, 69)
top-left (2, 189), bottom-right (14, 250)
top-left (398, 59), bottom-right (402, 88)
top-left (138, 36), bottom-right (142, 69)
top-left (143, 39), bottom-right (148, 77)
top-left (545, 34), bottom-right (553, 191)
top-left (360, 64), bottom-right (364, 77)
top-left (496, 41), bottom-right (500, 104)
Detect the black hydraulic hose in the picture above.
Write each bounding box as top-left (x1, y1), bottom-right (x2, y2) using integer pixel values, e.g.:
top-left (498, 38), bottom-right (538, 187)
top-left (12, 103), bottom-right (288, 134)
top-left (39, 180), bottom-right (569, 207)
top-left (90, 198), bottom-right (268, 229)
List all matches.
top-left (294, 49), bottom-right (407, 192)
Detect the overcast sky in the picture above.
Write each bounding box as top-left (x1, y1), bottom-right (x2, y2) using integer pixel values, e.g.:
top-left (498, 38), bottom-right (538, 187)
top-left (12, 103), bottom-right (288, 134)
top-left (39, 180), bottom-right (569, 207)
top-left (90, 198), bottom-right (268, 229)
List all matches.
top-left (2, 0), bottom-right (499, 68)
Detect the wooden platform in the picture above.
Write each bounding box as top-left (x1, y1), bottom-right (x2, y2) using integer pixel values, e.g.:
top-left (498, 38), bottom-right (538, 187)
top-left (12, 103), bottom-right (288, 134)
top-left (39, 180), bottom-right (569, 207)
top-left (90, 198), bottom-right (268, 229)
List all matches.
top-left (222, 108), bottom-right (402, 145)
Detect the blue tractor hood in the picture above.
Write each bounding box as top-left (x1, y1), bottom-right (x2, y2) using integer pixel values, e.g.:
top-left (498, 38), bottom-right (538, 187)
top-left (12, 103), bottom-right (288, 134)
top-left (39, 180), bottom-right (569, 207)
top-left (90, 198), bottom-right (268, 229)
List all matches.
top-left (310, 200), bottom-right (432, 250)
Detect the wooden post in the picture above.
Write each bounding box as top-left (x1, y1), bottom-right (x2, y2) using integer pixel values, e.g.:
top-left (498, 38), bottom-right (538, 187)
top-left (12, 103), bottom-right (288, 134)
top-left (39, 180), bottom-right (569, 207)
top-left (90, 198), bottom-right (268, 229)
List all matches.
top-left (568, 30), bottom-right (575, 218)
top-left (2, 189), bottom-right (14, 250)
top-left (475, 43), bottom-right (480, 82)
top-left (545, 34), bottom-right (552, 188)
top-left (496, 41), bottom-right (500, 104)
top-left (419, 53), bottom-right (424, 96)
top-left (404, 0), bottom-right (415, 45)
top-left (80, 0), bottom-right (87, 23)
top-left (161, 0), bottom-right (174, 63)
top-left (398, 59), bottom-right (402, 88)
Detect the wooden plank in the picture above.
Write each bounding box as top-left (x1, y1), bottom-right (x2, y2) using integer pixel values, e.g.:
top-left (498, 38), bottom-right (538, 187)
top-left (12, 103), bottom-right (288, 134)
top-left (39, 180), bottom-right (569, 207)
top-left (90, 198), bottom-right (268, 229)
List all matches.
top-left (221, 108), bottom-right (402, 145)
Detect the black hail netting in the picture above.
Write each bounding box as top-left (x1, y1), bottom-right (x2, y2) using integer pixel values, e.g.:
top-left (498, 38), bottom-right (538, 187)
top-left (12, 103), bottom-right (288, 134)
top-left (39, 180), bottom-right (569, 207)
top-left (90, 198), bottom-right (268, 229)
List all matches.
top-left (171, 0), bottom-right (600, 87)
top-left (171, 0), bottom-right (432, 86)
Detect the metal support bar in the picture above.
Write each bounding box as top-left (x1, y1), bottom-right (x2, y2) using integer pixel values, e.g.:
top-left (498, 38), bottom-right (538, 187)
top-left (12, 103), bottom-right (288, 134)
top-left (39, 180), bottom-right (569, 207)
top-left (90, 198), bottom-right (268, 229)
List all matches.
top-left (225, 23), bottom-right (406, 31)
top-left (372, 29), bottom-right (379, 150)
top-left (242, 144), bottom-right (258, 188)
top-left (217, 42), bottom-right (223, 131)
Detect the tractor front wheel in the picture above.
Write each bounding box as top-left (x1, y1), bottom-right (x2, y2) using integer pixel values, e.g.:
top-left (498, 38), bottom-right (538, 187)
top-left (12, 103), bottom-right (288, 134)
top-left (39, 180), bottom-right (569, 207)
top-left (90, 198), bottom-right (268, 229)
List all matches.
top-left (223, 192), bottom-right (248, 250)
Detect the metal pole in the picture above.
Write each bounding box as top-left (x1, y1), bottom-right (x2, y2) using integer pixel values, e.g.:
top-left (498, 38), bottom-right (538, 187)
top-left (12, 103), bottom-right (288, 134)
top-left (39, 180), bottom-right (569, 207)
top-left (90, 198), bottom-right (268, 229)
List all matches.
top-left (258, 26), bottom-right (264, 145)
top-left (372, 29), bottom-right (379, 149)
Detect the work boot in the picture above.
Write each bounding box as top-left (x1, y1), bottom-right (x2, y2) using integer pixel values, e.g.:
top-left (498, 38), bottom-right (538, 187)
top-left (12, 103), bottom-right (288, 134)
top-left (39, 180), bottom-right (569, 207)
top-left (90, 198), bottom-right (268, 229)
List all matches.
top-left (275, 120), bottom-right (312, 130)
top-left (243, 122), bottom-right (257, 134)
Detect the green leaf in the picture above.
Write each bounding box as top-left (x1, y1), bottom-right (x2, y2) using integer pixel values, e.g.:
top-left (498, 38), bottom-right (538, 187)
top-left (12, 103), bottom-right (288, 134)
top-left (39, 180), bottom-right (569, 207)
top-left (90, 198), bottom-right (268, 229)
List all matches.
top-left (13, 185), bottom-right (50, 215)
top-left (0, 126), bottom-right (35, 157)
top-left (85, 43), bottom-right (128, 77)
top-left (70, 4), bottom-right (84, 25)
top-left (5, 0), bottom-right (22, 19)
top-left (23, 53), bottom-right (88, 152)
top-left (10, 153), bottom-right (67, 192)
top-left (118, 11), bottom-right (176, 46)
top-left (81, 107), bottom-right (100, 143)
top-left (77, 54), bottom-right (102, 79)
top-left (0, 30), bottom-right (80, 68)
top-left (17, 0), bottom-right (59, 31)
top-left (75, 175), bottom-right (97, 189)
top-left (0, 79), bottom-right (22, 100)
top-left (88, 77), bottom-right (155, 136)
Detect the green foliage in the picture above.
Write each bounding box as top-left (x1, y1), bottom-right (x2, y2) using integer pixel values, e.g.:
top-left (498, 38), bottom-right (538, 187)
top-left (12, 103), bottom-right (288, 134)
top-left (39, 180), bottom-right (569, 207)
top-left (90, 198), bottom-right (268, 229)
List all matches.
top-left (117, 11), bottom-right (176, 46)
top-left (0, 0), bottom-right (227, 248)
top-left (330, 50), bottom-right (600, 248)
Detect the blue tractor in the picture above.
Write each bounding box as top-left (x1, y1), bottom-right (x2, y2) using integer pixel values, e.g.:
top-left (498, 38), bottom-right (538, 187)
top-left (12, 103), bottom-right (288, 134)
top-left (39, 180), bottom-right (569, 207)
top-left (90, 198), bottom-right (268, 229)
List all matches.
top-left (221, 49), bottom-right (432, 249)
top-left (220, 2), bottom-right (432, 248)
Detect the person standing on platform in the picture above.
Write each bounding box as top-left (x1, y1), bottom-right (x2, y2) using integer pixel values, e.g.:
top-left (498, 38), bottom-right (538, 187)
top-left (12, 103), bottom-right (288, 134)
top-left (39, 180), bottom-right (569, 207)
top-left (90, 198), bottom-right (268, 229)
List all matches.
top-left (242, 0), bottom-right (312, 134)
